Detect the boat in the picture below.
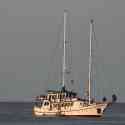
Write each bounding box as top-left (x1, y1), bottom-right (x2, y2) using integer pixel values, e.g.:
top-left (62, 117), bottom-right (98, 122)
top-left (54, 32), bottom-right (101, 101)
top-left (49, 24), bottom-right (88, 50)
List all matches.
top-left (32, 10), bottom-right (110, 117)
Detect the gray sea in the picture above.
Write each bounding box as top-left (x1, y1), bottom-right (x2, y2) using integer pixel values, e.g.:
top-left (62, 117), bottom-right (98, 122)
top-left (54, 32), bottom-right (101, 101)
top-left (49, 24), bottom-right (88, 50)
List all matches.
top-left (0, 102), bottom-right (124, 125)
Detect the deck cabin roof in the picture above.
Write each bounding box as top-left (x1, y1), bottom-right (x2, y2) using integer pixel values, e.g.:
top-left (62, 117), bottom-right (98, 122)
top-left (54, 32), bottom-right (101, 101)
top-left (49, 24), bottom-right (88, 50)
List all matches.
top-left (47, 90), bottom-right (64, 94)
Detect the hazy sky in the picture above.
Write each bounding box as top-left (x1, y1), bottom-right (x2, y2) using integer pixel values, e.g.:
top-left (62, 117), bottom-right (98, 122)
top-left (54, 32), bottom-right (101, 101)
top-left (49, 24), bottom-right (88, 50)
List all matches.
top-left (0, 0), bottom-right (124, 102)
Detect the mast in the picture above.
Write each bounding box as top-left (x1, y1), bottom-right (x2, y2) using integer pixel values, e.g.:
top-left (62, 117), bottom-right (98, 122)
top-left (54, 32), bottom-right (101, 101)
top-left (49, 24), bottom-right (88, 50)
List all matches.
top-left (88, 19), bottom-right (94, 104)
top-left (62, 10), bottom-right (67, 87)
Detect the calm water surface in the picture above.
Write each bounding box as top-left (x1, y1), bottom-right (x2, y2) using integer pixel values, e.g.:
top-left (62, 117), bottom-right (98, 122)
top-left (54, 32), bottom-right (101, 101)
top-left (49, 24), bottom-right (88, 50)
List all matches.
top-left (0, 102), bottom-right (124, 125)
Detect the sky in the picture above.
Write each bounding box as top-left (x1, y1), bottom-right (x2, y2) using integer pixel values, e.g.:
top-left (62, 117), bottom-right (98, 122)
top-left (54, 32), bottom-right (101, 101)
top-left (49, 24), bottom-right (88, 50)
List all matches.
top-left (0, 0), bottom-right (124, 102)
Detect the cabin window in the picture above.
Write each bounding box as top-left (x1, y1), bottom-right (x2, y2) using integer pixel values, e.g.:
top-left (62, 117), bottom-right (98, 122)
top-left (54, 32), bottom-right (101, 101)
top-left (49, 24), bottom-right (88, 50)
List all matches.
top-left (80, 103), bottom-right (83, 106)
top-left (35, 101), bottom-right (43, 107)
top-left (47, 102), bottom-right (49, 105)
top-left (71, 102), bottom-right (73, 106)
top-left (52, 95), bottom-right (56, 100)
top-left (48, 96), bottom-right (51, 100)
top-left (61, 103), bottom-right (64, 107)
top-left (53, 104), bottom-right (56, 107)
top-left (44, 101), bottom-right (49, 106)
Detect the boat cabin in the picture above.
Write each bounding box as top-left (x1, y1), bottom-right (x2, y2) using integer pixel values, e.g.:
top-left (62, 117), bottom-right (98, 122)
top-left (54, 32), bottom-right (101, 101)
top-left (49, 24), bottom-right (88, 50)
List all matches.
top-left (47, 90), bottom-right (66, 102)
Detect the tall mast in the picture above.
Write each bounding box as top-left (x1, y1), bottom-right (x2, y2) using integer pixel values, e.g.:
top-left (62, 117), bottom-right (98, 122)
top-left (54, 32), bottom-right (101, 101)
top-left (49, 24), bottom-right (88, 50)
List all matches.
top-left (88, 19), bottom-right (94, 104)
top-left (62, 10), bottom-right (67, 87)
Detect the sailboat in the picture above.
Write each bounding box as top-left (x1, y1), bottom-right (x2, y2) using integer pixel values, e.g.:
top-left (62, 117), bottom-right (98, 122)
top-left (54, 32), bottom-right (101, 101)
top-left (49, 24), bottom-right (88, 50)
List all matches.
top-left (32, 10), bottom-right (110, 117)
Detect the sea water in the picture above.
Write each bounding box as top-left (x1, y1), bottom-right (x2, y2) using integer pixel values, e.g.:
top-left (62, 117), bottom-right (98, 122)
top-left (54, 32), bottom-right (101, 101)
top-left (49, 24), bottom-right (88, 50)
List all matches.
top-left (0, 102), bottom-right (124, 125)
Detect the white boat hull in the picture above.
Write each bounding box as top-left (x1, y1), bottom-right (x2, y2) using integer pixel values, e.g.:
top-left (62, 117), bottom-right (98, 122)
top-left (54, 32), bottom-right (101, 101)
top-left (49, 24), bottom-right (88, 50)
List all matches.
top-left (61, 103), bottom-right (107, 116)
top-left (32, 106), bottom-right (58, 117)
top-left (33, 103), bottom-right (108, 117)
